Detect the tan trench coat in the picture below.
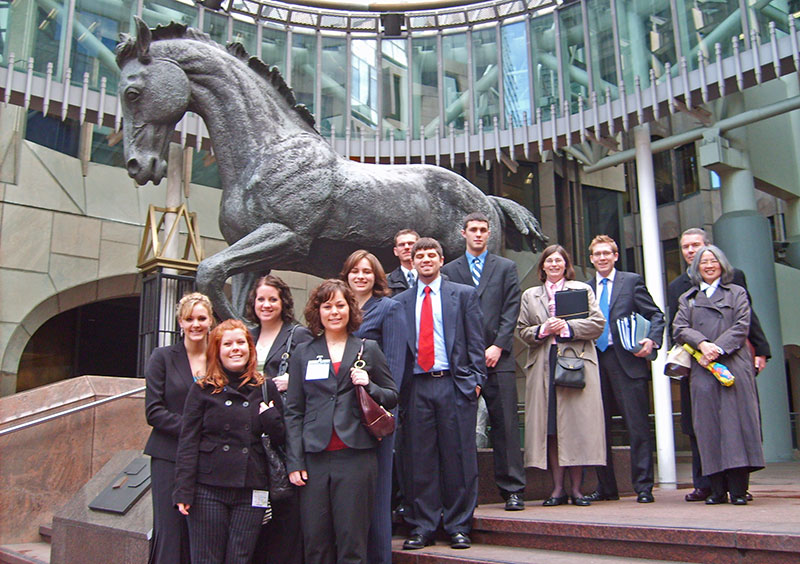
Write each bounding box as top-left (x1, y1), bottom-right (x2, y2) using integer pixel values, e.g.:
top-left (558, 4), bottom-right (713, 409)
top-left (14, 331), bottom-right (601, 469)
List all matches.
top-left (517, 280), bottom-right (607, 470)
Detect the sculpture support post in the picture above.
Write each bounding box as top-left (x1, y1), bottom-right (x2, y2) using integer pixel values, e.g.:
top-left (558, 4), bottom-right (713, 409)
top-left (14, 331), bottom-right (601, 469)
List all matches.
top-left (158, 143), bottom-right (184, 346)
top-left (634, 123), bottom-right (677, 489)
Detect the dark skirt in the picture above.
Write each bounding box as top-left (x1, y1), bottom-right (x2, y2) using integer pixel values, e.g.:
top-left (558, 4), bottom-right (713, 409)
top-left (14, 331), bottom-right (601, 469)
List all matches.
top-left (547, 345), bottom-right (558, 436)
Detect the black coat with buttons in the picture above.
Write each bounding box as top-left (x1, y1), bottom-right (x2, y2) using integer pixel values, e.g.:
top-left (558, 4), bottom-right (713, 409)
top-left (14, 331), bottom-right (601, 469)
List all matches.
top-left (173, 376), bottom-right (283, 505)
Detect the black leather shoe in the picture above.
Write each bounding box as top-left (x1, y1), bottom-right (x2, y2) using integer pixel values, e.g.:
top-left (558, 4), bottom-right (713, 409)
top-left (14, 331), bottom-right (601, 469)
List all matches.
top-left (450, 533), bottom-right (471, 549)
top-left (505, 493), bottom-right (525, 511)
top-left (745, 491), bottom-right (753, 502)
top-left (403, 534), bottom-right (433, 550)
top-left (685, 487), bottom-right (712, 502)
top-left (705, 494), bottom-right (728, 505)
top-left (731, 495), bottom-right (748, 505)
top-left (570, 495), bottom-right (591, 506)
top-left (637, 491), bottom-right (655, 503)
top-left (585, 490), bottom-right (619, 502)
top-left (542, 494), bottom-right (568, 506)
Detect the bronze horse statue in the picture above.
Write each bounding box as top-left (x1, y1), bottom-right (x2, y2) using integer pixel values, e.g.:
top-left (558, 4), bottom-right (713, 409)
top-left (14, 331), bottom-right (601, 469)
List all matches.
top-left (117, 18), bottom-right (546, 319)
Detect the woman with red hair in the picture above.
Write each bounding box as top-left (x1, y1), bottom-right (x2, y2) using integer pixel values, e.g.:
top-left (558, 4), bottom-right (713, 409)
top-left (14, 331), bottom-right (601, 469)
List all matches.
top-left (174, 319), bottom-right (284, 564)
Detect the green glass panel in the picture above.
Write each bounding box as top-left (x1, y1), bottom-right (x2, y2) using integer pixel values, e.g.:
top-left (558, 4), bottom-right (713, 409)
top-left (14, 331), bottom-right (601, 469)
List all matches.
top-left (616, 0), bottom-right (676, 90)
top-left (71, 0), bottom-right (136, 91)
top-left (559, 2), bottom-right (588, 113)
top-left (141, 0), bottom-right (197, 28)
top-left (530, 11), bottom-right (559, 120)
top-left (290, 31), bottom-right (316, 117)
top-left (203, 10), bottom-right (228, 46)
top-left (411, 35), bottom-right (437, 140)
top-left (677, 0), bottom-right (743, 69)
top-left (91, 124), bottom-right (125, 168)
top-left (351, 39), bottom-right (377, 132)
top-left (261, 25), bottom-right (286, 73)
top-left (231, 17), bottom-right (257, 57)
top-left (586, 0), bottom-right (619, 101)
top-left (192, 148), bottom-right (221, 189)
top-left (381, 38), bottom-right (408, 140)
top-left (473, 27), bottom-right (499, 131)
top-left (502, 21), bottom-right (531, 127)
top-left (443, 32), bottom-right (470, 132)
top-left (4, 0), bottom-right (70, 79)
top-left (320, 36), bottom-right (346, 138)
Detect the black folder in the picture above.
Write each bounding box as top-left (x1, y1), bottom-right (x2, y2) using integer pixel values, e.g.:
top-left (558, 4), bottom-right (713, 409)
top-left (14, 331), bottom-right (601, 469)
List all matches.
top-left (555, 288), bottom-right (589, 320)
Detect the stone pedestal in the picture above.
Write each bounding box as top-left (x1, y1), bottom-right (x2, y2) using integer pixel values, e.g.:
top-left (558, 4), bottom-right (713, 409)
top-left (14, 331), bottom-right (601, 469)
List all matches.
top-left (51, 450), bottom-right (151, 564)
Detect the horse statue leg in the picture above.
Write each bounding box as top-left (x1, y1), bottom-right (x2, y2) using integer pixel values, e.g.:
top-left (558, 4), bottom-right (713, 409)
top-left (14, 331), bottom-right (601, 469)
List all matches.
top-left (231, 271), bottom-right (263, 319)
top-left (488, 196), bottom-right (548, 251)
top-left (196, 224), bottom-right (310, 321)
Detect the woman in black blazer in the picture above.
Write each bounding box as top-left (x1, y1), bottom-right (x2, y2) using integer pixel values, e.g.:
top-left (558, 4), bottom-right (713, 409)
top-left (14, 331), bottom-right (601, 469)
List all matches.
top-left (144, 292), bottom-right (213, 564)
top-left (174, 319), bottom-right (284, 564)
top-left (340, 251), bottom-right (407, 564)
top-left (245, 274), bottom-right (312, 564)
top-left (286, 279), bottom-right (398, 564)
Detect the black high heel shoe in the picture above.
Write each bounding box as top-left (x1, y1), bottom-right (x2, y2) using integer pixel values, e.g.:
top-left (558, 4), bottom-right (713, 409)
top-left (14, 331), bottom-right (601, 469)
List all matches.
top-left (570, 495), bottom-right (591, 506)
top-left (705, 494), bottom-right (728, 505)
top-left (542, 494), bottom-right (568, 506)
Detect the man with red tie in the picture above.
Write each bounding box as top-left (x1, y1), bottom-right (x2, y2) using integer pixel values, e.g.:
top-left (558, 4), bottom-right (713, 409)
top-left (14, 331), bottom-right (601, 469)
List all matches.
top-left (394, 237), bottom-right (486, 551)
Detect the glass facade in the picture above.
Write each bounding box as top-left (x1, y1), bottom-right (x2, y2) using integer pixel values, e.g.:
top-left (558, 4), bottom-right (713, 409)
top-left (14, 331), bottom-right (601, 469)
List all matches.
top-left (1, 0), bottom-right (794, 163)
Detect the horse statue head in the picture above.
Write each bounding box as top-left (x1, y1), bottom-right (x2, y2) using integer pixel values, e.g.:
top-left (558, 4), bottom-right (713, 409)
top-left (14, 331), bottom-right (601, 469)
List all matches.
top-left (116, 18), bottom-right (194, 185)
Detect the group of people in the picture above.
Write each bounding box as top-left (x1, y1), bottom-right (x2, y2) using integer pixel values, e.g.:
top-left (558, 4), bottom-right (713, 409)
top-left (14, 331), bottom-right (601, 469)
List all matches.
top-left (144, 213), bottom-right (767, 564)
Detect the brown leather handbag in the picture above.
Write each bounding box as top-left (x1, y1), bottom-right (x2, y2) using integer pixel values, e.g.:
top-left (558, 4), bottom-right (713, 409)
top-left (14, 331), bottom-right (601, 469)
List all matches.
top-left (354, 340), bottom-right (395, 440)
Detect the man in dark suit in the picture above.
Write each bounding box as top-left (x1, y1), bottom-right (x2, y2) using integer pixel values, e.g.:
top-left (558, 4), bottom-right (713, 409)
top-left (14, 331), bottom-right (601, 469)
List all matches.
top-left (387, 229), bottom-right (419, 296)
top-left (667, 227), bottom-right (770, 502)
top-left (395, 237), bottom-right (486, 551)
top-left (586, 235), bottom-right (665, 504)
top-left (441, 212), bottom-right (526, 511)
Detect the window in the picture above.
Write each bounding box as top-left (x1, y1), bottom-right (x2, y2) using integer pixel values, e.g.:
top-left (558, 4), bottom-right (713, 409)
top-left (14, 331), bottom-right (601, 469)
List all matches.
top-left (583, 185), bottom-right (621, 252)
top-left (25, 111), bottom-right (80, 157)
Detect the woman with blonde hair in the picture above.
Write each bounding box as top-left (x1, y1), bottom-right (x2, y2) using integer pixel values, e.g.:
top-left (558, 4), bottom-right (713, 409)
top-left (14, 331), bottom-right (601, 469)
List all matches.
top-left (144, 292), bottom-right (213, 564)
top-left (174, 319), bottom-right (284, 564)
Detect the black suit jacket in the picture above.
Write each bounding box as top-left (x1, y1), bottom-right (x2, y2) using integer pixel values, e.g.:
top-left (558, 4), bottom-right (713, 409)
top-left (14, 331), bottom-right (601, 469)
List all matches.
top-left (144, 342), bottom-right (196, 462)
top-left (250, 322), bottom-right (314, 378)
top-left (394, 277), bottom-right (487, 397)
top-left (588, 270), bottom-right (665, 380)
top-left (387, 266), bottom-right (411, 296)
top-left (441, 253), bottom-right (521, 373)
top-left (667, 268), bottom-right (770, 357)
top-left (173, 377), bottom-right (284, 504)
top-left (284, 335), bottom-right (398, 473)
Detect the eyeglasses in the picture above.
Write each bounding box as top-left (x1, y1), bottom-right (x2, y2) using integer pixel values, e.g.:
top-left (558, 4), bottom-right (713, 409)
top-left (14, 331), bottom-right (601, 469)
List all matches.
top-left (699, 259), bottom-right (720, 266)
top-left (544, 257), bottom-right (565, 265)
top-left (591, 250), bottom-right (615, 257)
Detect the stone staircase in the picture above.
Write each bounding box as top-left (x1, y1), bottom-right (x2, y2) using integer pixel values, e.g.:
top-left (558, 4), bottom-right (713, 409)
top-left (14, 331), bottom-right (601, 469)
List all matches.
top-left (0, 526), bottom-right (51, 564)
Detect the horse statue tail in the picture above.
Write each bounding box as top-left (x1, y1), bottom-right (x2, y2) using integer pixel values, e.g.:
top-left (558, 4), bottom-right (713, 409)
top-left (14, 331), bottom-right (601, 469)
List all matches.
top-left (488, 196), bottom-right (548, 252)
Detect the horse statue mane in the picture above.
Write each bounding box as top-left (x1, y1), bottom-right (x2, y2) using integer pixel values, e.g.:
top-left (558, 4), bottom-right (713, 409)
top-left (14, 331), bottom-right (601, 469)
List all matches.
top-left (116, 21), bottom-right (315, 129)
top-left (117, 17), bottom-right (547, 320)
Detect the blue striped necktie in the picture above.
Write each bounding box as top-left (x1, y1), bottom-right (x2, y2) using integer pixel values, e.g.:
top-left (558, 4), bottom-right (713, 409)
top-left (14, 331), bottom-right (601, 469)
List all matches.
top-left (471, 257), bottom-right (482, 286)
top-left (597, 278), bottom-right (610, 351)
top-left (407, 270), bottom-right (415, 287)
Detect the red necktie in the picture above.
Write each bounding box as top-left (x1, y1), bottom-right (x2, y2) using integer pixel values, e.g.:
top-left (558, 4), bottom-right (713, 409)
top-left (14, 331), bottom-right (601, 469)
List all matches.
top-left (418, 286), bottom-right (435, 371)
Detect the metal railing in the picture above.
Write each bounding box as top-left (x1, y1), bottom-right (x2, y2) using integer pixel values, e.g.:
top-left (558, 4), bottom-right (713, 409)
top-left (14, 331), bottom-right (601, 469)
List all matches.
top-left (0, 385), bottom-right (146, 438)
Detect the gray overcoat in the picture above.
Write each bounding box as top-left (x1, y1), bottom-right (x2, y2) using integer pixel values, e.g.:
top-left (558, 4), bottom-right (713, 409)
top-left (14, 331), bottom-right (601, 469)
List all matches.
top-left (673, 283), bottom-right (765, 476)
top-left (517, 280), bottom-right (606, 470)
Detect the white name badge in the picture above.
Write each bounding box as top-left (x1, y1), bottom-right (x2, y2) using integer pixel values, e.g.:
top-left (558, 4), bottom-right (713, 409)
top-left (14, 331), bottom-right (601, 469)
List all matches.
top-left (252, 489), bottom-right (270, 508)
top-left (305, 358), bottom-right (331, 381)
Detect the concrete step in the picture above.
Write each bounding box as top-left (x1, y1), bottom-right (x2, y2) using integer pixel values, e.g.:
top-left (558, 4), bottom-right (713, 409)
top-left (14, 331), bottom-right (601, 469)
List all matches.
top-left (391, 539), bottom-right (690, 563)
top-left (0, 543), bottom-right (50, 564)
top-left (37, 525), bottom-right (51, 545)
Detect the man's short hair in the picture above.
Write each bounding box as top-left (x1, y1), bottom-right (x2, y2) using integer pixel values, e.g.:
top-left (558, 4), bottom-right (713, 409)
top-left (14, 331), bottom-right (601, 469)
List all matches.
top-left (393, 229), bottom-right (420, 246)
top-left (588, 234), bottom-right (618, 254)
top-left (462, 212), bottom-right (490, 230)
top-left (680, 227), bottom-right (710, 245)
top-left (411, 237), bottom-right (443, 258)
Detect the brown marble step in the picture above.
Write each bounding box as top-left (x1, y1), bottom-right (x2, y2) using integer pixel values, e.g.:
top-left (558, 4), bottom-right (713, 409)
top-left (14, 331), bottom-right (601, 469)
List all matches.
top-left (0, 543), bottom-right (50, 564)
top-left (37, 525), bottom-right (51, 544)
top-left (391, 539), bottom-right (689, 563)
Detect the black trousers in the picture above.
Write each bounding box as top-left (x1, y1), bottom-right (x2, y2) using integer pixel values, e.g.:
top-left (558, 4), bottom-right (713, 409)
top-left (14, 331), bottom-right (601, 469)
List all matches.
top-left (149, 458), bottom-right (191, 564)
top-left (252, 487), bottom-right (303, 564)
top-left (709, 467), bottom-right (748, 498)
top-left (186, 484), bottom-right (265, 564)
top-left (299, 448), bottom-right (377, 564)
top-left (405, 374), bottom-right (478, 537)
top-left (483, 370), bottom-right (526, 496)
top-left (595, 348), bottom-right (654, 495)
top-left (367, 430), bottom-right (395, 564)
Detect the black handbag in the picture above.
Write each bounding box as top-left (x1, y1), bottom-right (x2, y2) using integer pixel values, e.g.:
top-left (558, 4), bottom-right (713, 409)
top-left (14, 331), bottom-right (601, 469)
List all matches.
top-left (554, 346), bottom-right (585, 389)
top-left (260, 381), bottom-right (292, 502)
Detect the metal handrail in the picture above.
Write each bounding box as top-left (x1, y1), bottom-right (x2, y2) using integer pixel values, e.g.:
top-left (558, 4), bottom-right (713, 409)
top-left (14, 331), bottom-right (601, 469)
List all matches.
top-left (0, 384), bottom-right (146, 438)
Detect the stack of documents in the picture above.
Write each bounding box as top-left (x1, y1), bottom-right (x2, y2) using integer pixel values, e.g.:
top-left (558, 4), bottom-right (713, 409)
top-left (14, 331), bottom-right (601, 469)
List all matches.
top-left (615, 312), bottom-right (656, 360)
